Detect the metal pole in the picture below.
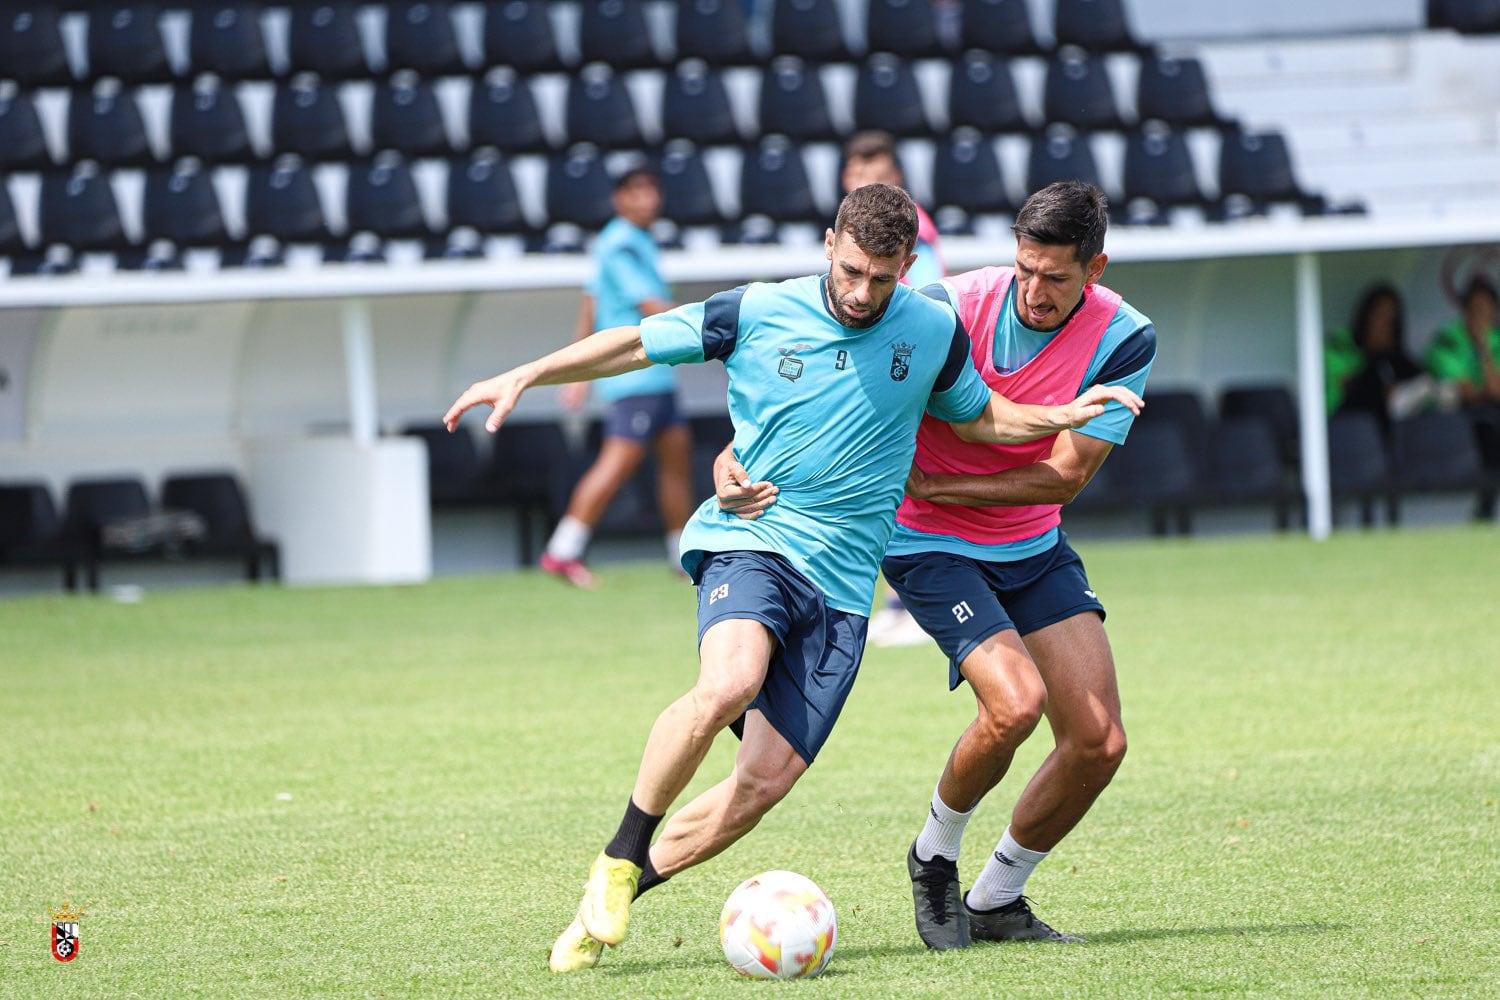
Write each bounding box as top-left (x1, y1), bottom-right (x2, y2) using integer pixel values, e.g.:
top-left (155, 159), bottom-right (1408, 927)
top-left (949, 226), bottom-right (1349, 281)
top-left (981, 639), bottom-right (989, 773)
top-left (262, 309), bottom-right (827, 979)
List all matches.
top-left (341, 297), bottom-right (379, 446)
top-left (1295, 252), bottom-right (1331, 540)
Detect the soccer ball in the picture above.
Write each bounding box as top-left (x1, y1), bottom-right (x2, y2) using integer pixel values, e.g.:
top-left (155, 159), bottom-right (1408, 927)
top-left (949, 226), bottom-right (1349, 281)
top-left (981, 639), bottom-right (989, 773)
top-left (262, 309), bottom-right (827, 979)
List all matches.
top-left (718, 870), bottom-right (836, 980)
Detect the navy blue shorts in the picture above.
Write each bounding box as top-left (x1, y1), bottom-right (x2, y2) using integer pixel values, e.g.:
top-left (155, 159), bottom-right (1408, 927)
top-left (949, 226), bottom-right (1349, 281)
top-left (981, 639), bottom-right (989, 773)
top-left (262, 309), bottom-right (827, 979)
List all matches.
top-left (603, 392), bottom-right (683, 443)
top-left (881, 532), bottom-right (1105, 690)
top-left (694, 550), bottom-right (868, 765)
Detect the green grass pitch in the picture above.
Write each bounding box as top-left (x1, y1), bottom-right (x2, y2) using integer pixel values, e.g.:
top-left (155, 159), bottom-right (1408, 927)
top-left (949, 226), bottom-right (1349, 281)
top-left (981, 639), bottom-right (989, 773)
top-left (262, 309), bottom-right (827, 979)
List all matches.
top-left (2, 526), bottom-right (1497, 997)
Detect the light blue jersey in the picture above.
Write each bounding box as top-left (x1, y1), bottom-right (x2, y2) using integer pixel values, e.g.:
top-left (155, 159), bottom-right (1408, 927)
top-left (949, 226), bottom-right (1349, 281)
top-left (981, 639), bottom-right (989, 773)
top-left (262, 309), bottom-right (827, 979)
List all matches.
top-left (590, 217), bottom-right (676, 403)
top-left (886, 278), bottom-right (1156, 563)
top-left (641, 276), bottom-right (991, 614)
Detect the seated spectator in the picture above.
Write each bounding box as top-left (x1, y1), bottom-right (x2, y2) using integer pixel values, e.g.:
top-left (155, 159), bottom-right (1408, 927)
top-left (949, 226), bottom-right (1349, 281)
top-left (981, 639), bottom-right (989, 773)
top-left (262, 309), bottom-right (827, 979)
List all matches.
top-left (1427, 275), bottom-right (1500, 466)
top-left (1327, 283), bottom-right (1433, 438)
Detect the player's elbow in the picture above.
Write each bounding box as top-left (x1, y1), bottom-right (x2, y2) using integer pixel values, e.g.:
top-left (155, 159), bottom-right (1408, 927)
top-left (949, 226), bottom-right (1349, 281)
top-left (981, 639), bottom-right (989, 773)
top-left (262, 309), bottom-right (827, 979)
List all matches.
top-left (1055, 465), bottom-right (1097, 505)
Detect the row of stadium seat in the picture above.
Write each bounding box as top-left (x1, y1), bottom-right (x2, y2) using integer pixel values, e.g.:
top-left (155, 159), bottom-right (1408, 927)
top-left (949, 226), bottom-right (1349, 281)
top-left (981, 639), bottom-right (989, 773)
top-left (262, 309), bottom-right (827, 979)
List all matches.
top-left (1, 1), bottom-right (1145, 87)
top-left (0, 51), bottom-right (1228, 170)
top-left (0, 124), bottom-right (1333, 271)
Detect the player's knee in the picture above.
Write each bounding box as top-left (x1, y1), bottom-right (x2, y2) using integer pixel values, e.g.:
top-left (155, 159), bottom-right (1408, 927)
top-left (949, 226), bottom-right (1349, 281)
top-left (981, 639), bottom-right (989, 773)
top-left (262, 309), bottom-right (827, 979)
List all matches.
top-left (733, 761), bottom-right (798, 816)
top-left (1067, 721), bottom-right (1127, 780)
top-left (691, 674), bottom-right (759, 736)
top-left (974, 674), bottom-right (1046, 749)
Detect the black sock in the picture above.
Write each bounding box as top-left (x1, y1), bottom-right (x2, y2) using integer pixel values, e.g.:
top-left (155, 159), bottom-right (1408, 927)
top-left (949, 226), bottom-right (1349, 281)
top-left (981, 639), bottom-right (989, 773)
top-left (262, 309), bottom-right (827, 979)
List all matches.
top-left (604, 797), bottom-right (662, 869)
top-left (635, 857), bottom-right (669, 898)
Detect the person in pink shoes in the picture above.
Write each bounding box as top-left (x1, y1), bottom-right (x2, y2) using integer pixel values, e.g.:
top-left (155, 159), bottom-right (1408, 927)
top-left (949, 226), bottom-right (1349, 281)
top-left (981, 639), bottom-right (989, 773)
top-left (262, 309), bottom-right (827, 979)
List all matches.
top-left (540, 163), bottom-right (694, 587)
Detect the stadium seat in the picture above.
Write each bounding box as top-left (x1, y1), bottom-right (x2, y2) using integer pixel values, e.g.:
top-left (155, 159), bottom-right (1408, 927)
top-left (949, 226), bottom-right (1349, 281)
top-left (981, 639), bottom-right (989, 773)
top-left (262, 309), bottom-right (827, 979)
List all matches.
top-left (1136, 55), bottom-right (1232, 130)
top-left (170, 75), bottom-right (255, 163)
top-left (758, 57), bottom-right (837, 143)
top-left (88, 4), bottom-right (173, 84)
top-left (959, 0), bottom-right (1045, 57)
top-left (1053, 0), bottom-right (1148, 54)
top-left (40, 163), bottom-right (129, 253)
top-left (1328, 410), bottom-right (1398, 527)
top-left (1044, 46), bottom-right (1126, 132)
top-left (63, 476), bottom-right (154, 590)
top-left (487, 420), bottom-right (573, 564)
top-left (446, 146), bottom-right (526, 238)
top-left (346, 151), bottom-right (430, 241)
top-left (866, 0), bottom-right (946, 60)
top-left (1107, 419), bottom-right (1201, 535)
top-left (161, 472), bottom-right (280, 582)
top-left (1428, 0), bottom-right (1500, 33)
top-left (402, 423), bottom-right (495, 504)
top-left (931, 127), bottom-right (1010, 233)
top-left (1218, 383), bottom-right (1299, 467)
top-left (67, 80), bottom-right (156, 167)
top-left (272, 73), bottom-right (353, 161)
top-left (0, 483), bottom-right (80, 591)
top-left (661, 60), bottom-right (739, 146)
top-left (245, 154), bottom-right (328, 244)
top-left (738, 134), bottom-right (818, 225)
top-left (385, 1), bottom-right (466, 75)
top-left (545, 143), bottom-right (613, 231)
top-left (0, 180), bottom-right (27, 258)
top-left (853, 54), bottom-right (930, 137)
top-left (1026, 123), bottom-right (1102, 195)
top-left (0, 9), bottom-right (72, 87)
top-left (0, 85), bottom-right (53, 171)
top-left (372, 71), bottom-right (449, 158)
top-left (657, 139), bottom-right (723, 228)
top-left (143, 157), bottom-right (230, 252)
top-left (1205, 416), bottom-right (1304, 530)
top-left (1121, 120), bottom-right (1204, 225)
top-left (1392, 411), bottom-right (1498, 516)
top-left (565, 63), bottom-right (643, 150)
top-left (483, 0), bottom-right (564, 74)
top-left (1133, 387), bottom-right (1210, 461)
top-left (948, 50), bottom-right (1030, 135)
top-left (674, 0), bottom-right (756, 66)
top-left (1216, 127), bottom-right (1321, 217)
top-left (189, 5), bottom-right (270, 80)
top-left (770, 0), bottom-right (850, 63)
top-left (469, 67), bottom-right (550, 154)
top-left (288, 3), bottom-right (367, 79)
top-left (578, 0), bottom-right (658, 71)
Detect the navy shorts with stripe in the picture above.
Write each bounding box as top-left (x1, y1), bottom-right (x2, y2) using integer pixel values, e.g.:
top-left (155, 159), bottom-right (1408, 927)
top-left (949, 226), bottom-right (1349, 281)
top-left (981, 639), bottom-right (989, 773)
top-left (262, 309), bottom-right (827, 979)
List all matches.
top-left (694, 550), bottom-right (868, 765)
top-left (881, 532), bottom-right (1104, 690)
top-left (603, 392), bottom-right (683, 443)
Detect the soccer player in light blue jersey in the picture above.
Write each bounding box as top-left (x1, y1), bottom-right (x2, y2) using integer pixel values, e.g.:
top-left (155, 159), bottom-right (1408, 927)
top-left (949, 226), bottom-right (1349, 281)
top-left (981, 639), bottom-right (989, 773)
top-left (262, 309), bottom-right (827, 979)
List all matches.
top-left (442, 184), bottom-right (1142, 974)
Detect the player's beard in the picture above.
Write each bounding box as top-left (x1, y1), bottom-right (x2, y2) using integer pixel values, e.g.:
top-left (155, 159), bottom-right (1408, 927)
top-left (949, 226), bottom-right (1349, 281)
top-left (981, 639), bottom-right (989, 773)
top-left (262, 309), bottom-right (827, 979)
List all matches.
top-left (825, 270), bottom-right (890, 329)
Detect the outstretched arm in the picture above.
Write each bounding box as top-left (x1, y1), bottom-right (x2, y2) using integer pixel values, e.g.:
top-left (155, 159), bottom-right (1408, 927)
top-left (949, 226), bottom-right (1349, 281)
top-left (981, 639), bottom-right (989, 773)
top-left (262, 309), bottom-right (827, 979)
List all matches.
top-left (950, 384), bottom-right (1142, 445)
top-left (907, 431), bottom-right (1113, 507)
top-left (443, 325), bottom-right (650, 433)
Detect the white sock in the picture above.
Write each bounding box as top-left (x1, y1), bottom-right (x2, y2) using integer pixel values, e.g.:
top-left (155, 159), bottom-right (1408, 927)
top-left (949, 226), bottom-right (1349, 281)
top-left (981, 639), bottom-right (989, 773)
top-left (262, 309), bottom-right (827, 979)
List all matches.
top-left (966, 826), bottom-right (1048, 911)
top-left (913, 785), bottom-right (973, 862)
top-left (664, 530), bottom-right (681, 568)
top-left (545, 516), bottom-right (591, 561)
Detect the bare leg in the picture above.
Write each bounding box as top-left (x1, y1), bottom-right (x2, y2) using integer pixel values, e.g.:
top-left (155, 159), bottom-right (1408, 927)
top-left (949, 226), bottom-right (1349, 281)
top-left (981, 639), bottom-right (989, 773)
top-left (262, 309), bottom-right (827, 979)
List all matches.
top-left (649, 709), bottom-right (808, 878)
top-left (653, 423), bottom-right (695, 532)
top-left (935, 629), bottom-right (1048, 812)
top-left (630, 618), bottom-right (776, 814)
top-left (1008, 613), bottom-right (1126, 851)
top-left (563, 436), bottom-right (648, 526)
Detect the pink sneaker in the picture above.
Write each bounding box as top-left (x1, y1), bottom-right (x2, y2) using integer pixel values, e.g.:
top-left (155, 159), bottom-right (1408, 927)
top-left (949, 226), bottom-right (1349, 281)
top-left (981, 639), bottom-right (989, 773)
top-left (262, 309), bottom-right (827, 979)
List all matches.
top-left (540, 553), bottom-right (598, 589)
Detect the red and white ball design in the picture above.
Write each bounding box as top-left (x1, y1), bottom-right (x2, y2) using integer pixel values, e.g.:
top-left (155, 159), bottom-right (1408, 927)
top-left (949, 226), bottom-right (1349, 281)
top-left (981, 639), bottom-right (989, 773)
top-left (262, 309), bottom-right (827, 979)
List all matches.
top-left (718, 870), bottom-right (837, 980)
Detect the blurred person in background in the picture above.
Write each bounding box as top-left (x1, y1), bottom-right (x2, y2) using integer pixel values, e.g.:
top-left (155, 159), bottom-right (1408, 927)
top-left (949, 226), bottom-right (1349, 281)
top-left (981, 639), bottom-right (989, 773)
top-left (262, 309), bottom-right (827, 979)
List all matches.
top-left (1326, 282), bottom-right (1433, 439)
top-left (541, 165), bottom-right (694, 587)
top-left (1427, 274), bottom-right (1500, 469)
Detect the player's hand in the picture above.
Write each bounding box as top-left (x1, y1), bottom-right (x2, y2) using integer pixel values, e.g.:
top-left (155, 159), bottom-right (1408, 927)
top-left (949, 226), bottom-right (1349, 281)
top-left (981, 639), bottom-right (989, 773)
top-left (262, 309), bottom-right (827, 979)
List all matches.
top-left (715, 449), bottom-right (778, 520)
top-left (904, 463), bottom-right (934, 501)
top-left (443, 370), bottom-right (528, 433)
top-left (1060, 384), bottom-right (1143, 429)
top-left (559, 381), bottom-right (589, 412)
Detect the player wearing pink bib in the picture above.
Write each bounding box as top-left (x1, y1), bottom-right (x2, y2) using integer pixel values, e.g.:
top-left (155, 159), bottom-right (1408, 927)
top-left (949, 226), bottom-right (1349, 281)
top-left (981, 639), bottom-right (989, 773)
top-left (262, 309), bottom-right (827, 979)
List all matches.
top-left (718, 181), bottom-right (1155, 949)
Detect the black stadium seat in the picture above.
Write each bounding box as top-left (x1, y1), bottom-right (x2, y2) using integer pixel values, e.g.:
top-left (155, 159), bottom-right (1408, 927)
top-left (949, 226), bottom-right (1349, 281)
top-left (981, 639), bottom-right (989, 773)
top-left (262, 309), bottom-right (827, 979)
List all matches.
top-left (948, 50), bottom-right (1030, 135)
top-left (565, 64), bottom-right (643, 150)
top-left (674, 0), bottom-right (756, 66)
top-left (758, 57), bottom-right (837, 143)
top-left (189, 5), bottom-right (270, 81)
top-left (932, 127), bottom-right (1010, 233)
top-left (68, 81), bottom-right (155, 167)
top-left (0, 483), bottom-right (81, 591)
top-left (771, 0), bottom-right (850, 63)
top-left (161, 472), bottom-right (280, 582)
top-left (245, 154), bottom-right (328, 244)
top-left (1328, 410), bottom-right (1398, 526)
top-left (1, 8), bottom-right (72, 87)
top-left (144, 158), bottom-right (230, 251)
top-left (483, 0), bottom-right (564, 74)
top-left (346, 151), bottom-right (430, 241)
top-left (853, 54), bottom-right (930, 137)
top-left (1205, 416), bottom-right (1303, 530)
top-left (1218, 383), bottom-right (1299, 467)
top-left (0, 180), bottom-right (29, 257)
top-left (385, 1), bottom-right (466, 75)
top-left (545, 143), bottom-right (614, 231)
top-left (960, 0), bottom-right (1045, 57)
top-left (41, 163), bottom-right (130, 253)
top-left (88, 4), bottom-right (173, 83)
top-left (739, 135), bottom-right (818, 224)
top-left (288, 3), bottom-right (366, 79)
top-left (1053, 0), bottom-right (1148, 54)
top-left (171, 75), bottom-right (255, 163)
top-left (1027, 123), bottom-right (1101, 195)
top-left (372, 71), bottom-right (449, 158)
top-left (578, 0), bottom-right (658, 71)
top-left (1044, 46), bottom-right (1126, 132)
top-left (662, 60), bottom-right (739, 146)
top-left (1136, 55), bottom-right (1232, 130)
top-left (470, 67), bottom-right (550, 154)
top-left (866, 0), bottom-right (946, 60)
top-left (1121, 121), bottom-right (1205, 225)
top-left (0, 86), bottom-right (53, 171)
top-left (446, 146), bottom-right (526, 236)
top-left (657, 139), bottom-right (723, 228)
top-left (273, 74), bottom-right (354, 161)
top-left (1217, 127), bottom-right (1322, 217)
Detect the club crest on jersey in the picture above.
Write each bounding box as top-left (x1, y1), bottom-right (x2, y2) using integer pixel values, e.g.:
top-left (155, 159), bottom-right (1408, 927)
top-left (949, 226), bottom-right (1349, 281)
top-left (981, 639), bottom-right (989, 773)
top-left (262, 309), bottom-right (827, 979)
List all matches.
top-left (778, 343), bottom-right (811, 381)
top-left (890, 342), bottom-right (915, 382)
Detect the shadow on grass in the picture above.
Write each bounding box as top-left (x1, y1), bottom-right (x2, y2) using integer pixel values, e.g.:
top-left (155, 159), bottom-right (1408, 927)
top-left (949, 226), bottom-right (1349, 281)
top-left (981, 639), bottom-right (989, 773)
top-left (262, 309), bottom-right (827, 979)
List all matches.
top-left (1084, 922), bottom-right (1351, 945)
